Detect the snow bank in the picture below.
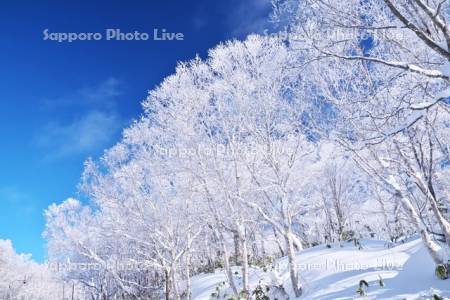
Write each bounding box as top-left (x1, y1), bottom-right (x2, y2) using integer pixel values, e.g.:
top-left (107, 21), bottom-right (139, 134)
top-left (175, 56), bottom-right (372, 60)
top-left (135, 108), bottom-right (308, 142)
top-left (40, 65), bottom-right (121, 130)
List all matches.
top-left (191, 238), bottom-right (450, 299)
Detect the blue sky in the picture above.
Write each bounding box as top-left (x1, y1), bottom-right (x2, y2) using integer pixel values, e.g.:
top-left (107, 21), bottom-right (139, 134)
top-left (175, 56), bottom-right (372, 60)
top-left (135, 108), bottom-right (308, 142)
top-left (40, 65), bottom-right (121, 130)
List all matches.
top-left (0, 0), bottom-right (272, 262)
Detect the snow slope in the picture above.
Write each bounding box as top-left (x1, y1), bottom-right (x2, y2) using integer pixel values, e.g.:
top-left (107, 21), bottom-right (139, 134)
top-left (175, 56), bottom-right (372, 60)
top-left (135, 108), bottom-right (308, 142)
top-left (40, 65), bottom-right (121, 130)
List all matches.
top-left (191, 238), bottom-right (450, 299)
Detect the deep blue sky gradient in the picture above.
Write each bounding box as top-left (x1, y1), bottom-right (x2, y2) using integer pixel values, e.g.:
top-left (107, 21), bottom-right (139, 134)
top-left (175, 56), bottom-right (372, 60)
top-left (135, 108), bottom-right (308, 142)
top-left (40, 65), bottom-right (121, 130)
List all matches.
top-left (0, 0), bottom-right (271, 262)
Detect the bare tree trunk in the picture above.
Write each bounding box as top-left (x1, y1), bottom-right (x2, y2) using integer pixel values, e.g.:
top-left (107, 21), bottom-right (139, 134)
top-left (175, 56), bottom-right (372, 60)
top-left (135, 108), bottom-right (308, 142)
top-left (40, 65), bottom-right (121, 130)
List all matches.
top-left (233, 230), bottom-right (241, 266)
top-left (238, 224), bottom-right (249, 297)
top-left (273, 227), bottom-right (285, 257)
top-left (215, 228), bottom-right (239, 297)
top-left (291, 233), bottom-right (304, 251)
top-left (165, 269), bottom-right (171, 300)
top-left (185, 251), bottom-right (191, 300)
top-left (260, 236), bottom-right (266, 258)
top-left (399, 195), bottom-right (444, 264)
top-left (426, 188), bottom-right (450, 247)
top-left (250, 229), bottom-right (259, 261)
top-left (285, 231), bottom-right (302, 298)
top-left (171, 264), bottom-right (180, 300)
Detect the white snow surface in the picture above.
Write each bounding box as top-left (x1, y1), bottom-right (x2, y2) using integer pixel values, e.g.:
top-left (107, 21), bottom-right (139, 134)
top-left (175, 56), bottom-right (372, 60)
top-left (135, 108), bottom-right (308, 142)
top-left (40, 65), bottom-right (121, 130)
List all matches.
top-left (191, 238), bottom-right (450, 299)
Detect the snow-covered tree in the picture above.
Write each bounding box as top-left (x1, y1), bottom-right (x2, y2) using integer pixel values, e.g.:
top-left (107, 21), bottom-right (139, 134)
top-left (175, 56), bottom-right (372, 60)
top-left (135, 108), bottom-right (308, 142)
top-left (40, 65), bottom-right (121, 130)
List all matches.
top-left (0, 239), bottom-right (65, 300)
top-left (274, 0), bottom-right (450, 265)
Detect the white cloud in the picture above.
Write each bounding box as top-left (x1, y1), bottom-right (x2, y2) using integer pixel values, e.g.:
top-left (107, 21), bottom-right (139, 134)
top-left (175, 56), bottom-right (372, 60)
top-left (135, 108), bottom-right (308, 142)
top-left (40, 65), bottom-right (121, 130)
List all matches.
top-left (0, 186), bottom-right (28, 204)
top-left (36, 110), bottom-right (122, 158)
top-left (42, 77), bottom-right (123, 110)
top-left (36, 78), bottom-right (125, 159)
top-left (227, 0), bottom-right (273, 38)
top-left (0, 186), bottom-right (36, 216)
top-left (77, 77), bottom-right (122, 109)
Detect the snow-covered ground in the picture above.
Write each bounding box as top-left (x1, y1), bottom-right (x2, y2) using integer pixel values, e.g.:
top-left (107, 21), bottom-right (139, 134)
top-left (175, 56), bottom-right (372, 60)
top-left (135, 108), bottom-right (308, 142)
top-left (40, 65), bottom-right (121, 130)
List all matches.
top-left (191, 238), bottom-right (450, 299)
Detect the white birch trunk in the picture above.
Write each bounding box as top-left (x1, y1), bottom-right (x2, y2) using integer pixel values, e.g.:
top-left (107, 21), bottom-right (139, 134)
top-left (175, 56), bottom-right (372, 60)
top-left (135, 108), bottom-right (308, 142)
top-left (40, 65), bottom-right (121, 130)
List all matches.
top-left (184, 242), bottom-right (192, 300)
top-left (285, 231), bottom-right (302, 298)
top-left (399, 195), bottom-right (444, 264)
top-left (215, 228), bottom-right (239, 297)
top-left (237, 224), bottom-right (249, 296)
